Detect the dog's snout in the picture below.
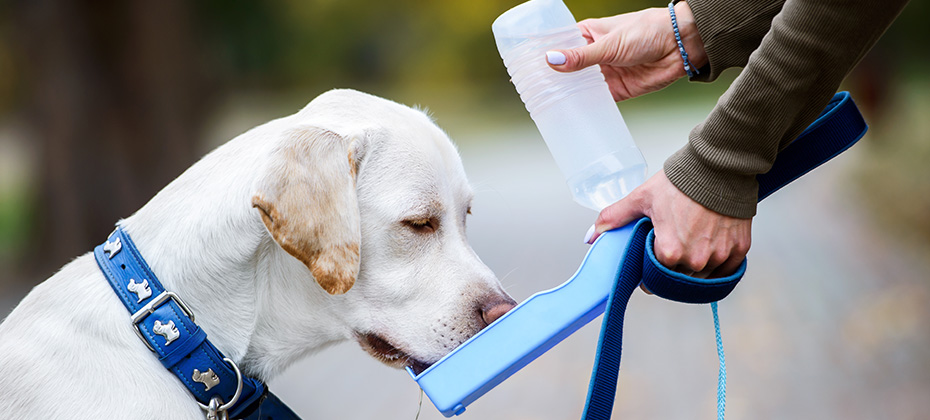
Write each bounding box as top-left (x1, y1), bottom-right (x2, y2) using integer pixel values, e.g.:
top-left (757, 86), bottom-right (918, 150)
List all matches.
top-left (480, 296), bottom-right (517, 326)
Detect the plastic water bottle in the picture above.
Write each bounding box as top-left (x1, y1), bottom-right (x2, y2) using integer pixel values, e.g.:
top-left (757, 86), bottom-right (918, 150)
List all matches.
top-left (492, 0), bottom-right (647, 211)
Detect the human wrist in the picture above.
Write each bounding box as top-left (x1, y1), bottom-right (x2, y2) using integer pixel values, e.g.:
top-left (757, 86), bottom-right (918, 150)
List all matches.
top-left (663, 145), bottom-right (758, 219)
top-left (672, 1), bottom-right (708, 70)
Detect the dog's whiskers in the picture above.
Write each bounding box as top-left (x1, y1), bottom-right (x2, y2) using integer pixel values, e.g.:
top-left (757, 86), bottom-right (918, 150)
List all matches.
top-left (498, 266), bottom-right (520, 289)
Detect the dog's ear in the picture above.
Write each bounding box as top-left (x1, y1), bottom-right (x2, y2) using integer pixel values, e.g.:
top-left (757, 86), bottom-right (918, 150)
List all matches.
top-left (252, 126), bottom-right (367, 295)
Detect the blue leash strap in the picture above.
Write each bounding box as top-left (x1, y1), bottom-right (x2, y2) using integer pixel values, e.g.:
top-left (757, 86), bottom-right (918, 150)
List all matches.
top-left (581, 91), bottom-right (867, 420)
top-left (239, 389), bottom-right (303, 420)
top-left (711, 301), bottom-right (726, 419)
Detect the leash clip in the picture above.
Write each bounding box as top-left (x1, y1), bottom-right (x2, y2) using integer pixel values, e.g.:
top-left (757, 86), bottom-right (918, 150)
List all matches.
top-left (205, 396), bottom-right (228, 420)
top-left (198, 357), bottom-right (244, 419)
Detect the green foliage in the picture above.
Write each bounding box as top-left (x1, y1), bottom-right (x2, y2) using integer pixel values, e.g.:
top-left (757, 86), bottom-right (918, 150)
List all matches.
top-left (192, 0), bottom-right (287, 84)
top-left (854, 80), bottom-right (930, 247)
top-left (1, 0), bottom-right (922, 114)
top-left (0, 185), bottom-right (33, 266)
top-left (189, 1), bottom-right (653, 91)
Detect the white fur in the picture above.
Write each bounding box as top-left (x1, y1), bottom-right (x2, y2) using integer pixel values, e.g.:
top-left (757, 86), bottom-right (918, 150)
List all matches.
top-left (0, 89), bottom-right (512, 418)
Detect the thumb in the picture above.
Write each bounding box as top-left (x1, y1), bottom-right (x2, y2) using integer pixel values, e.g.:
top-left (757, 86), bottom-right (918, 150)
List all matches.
top-left (547, 40), bottom-right (612, 72)
top-left (587, 191), bottom-right (646, 243)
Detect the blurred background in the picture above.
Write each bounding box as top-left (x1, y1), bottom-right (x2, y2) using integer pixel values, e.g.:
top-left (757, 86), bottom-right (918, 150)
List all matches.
top-left (0, 0), bottom-right (928, 419)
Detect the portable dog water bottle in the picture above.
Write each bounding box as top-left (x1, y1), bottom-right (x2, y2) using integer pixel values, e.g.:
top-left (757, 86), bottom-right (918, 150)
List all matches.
top-left (408, 90), bottom-right (867, 417)
top-left (405, 1), bottom-right (867, 416)
top-left (491, 0), bottom-right (647, 211)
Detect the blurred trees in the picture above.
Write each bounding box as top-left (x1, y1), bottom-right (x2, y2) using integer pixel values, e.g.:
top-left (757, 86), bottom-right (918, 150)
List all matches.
top-left (9, 0), bottom-right (211, 274)
top-left (0, 0), bottom-right (926, 278)
top-left (1, 0), bottom-right (655, 275)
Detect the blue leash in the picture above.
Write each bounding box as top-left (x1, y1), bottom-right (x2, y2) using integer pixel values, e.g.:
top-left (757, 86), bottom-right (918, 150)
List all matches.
top-left (712, 301), bottom-right (726, 419)
top-left (581, 91), bottom-right (868, 420)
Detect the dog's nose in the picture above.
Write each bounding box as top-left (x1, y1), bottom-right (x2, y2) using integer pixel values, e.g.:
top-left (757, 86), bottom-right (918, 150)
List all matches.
top-left (480, 296), bottom-right (517, 326)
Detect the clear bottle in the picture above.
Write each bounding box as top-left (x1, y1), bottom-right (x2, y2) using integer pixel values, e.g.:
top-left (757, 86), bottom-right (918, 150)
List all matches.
top-left (492, 0), bottom-right (647, 211)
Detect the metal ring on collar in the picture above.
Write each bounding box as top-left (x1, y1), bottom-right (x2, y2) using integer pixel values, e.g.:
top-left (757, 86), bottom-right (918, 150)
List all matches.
top-left (198, 357), bottom-right (244, 414)
top-left (206, 396), bottom-right (228, 420)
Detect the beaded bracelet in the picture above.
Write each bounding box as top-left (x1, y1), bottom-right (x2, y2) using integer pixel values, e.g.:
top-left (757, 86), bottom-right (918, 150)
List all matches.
top-left (668, 1), bottom-right (700, 78)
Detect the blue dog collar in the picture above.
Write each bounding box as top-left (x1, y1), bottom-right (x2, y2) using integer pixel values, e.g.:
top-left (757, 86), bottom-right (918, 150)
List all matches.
top-left (94, 227), bottom-right (297, 419)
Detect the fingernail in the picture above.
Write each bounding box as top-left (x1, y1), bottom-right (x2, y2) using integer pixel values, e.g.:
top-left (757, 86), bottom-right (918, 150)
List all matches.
top-left (583, 224), bottom-right (596, 244)
top-left (546, 51), bottom-right (566, 65)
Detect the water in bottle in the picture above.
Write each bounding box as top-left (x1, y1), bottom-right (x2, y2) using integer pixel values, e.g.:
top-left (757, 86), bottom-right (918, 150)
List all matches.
top-left (492, 0), bottom-right (647, 211)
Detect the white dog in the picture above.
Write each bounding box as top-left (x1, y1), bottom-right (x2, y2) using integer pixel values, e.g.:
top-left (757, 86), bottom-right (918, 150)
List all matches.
top-left (0, 89), bottom-right (516, 419)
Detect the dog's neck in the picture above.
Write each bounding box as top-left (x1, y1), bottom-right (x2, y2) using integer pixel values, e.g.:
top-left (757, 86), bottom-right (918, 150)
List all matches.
top-left (119, 128), bottom-right (348, 380)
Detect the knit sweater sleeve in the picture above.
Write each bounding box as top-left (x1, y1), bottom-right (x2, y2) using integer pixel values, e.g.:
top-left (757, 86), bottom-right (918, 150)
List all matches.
top-left (663, 0), bottom-right (909, 218)
top-left (685, 0), bottom-right (785, 82)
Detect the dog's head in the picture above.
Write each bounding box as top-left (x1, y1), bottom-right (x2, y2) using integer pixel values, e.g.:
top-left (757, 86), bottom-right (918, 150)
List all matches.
top-left (251, 89), bottom-right (515, 374)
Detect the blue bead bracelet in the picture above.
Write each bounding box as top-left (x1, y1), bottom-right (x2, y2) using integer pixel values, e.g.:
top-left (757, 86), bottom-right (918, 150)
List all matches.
top-left (669, 1), bottom-right (700, 78)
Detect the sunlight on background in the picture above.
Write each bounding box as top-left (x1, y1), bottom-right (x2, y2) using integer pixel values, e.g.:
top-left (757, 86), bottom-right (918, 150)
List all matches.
top-left (1, 1), bottom-right (928, 419)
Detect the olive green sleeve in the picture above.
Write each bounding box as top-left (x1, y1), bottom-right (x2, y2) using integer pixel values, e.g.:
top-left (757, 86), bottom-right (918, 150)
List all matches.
top-left (664, 0), bottom-right (909, 218)
top-left (685, 0), bottom-right (785, 82)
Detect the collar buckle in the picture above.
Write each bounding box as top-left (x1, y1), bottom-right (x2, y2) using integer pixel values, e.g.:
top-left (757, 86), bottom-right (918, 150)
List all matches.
top-left (130, 290), bottom-right (196, 352)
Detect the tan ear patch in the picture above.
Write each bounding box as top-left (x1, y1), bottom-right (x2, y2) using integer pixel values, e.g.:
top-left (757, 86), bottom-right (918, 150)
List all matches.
top-left (253, 126), bottom-right (365, 295)
top-left (307, 243), bottom-right (360, 295)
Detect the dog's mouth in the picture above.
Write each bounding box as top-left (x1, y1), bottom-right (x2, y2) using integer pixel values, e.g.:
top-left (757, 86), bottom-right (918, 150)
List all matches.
top-left (357, 333), bottom-right (433, 375)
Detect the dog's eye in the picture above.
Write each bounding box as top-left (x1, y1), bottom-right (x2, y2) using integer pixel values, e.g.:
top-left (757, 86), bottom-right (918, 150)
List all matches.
top-left (404, 218), bottom-right (436, 233)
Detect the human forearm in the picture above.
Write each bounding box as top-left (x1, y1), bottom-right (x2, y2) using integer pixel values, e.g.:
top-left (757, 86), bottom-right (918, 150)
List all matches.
top-left (666, 0), bottom-right (910, 218)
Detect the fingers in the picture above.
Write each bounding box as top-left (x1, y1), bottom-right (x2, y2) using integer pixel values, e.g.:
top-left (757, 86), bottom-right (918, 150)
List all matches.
top-left (689, 245), bottom-right (732, 278)
top-left (547, 40), bottom-right (612, 72)
top-left (585, 169), bottom-right (753, 282)
top-left (644, 171), bottom-right (753, 277)
top-left (657, 241), bottom-right (735, 278)
top-left (656, 227), bottom-right (752, 278)
top-left (706, 256), bottom-right (743, 279)
top-left (709, 238), bottom-right (751, 278)
top-left (586, 190), bottom-right (646, 244)
top-left (653, 232), bottom-right (695, 273)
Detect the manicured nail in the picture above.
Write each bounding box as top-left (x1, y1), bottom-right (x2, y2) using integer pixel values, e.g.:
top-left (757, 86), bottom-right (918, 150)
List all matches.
top-left (546, 51), bottom-right (566, 65)
top-left (583, 224), bottom-right (596, 244)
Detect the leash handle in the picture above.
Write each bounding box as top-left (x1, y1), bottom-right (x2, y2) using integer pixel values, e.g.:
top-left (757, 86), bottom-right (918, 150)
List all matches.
top-left (642, 91), bottom-right (867, 304)
top-left (582, 92), bottom-right (867, 420)
top-left (757, 91), bottom-right (868, 201)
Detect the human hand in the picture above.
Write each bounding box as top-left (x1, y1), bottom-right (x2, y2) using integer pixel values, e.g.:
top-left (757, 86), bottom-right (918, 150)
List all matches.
top-left (586, 171), bottom-right (751, 279)
top-left (545, 2), bottom-right (706, 101)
